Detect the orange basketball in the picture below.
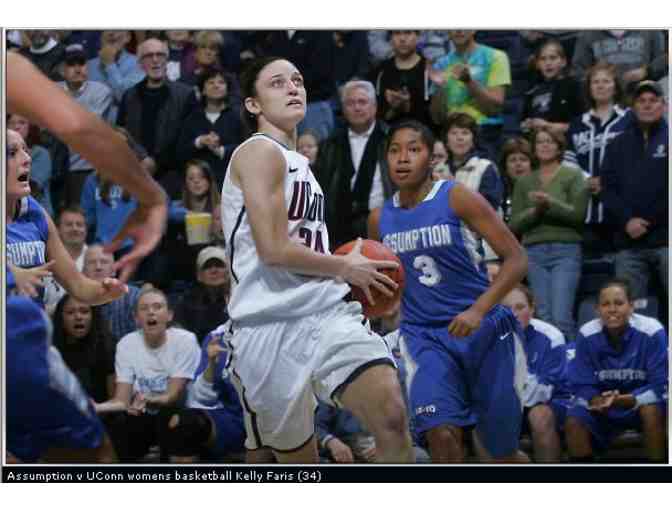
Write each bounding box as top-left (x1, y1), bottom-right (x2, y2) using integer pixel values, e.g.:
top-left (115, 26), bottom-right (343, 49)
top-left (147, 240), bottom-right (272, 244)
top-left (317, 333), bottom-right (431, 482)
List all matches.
top-left (334, 239), bottom-right (405, 319)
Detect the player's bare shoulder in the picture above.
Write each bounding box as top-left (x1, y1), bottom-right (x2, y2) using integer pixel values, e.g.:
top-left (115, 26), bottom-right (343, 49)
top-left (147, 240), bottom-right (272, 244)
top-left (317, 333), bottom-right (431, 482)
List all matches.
top-left (230, 137), bottom-right (285, 188)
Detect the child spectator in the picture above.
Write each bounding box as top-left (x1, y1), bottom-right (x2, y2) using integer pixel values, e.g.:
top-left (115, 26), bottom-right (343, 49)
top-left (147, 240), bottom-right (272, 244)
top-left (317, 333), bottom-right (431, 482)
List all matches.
top-left (521, 39), bottom-right (584, 136)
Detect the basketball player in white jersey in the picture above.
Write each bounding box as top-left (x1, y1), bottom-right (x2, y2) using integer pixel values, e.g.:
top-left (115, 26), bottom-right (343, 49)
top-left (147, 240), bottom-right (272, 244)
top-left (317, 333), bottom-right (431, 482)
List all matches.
top-left (221, 57), bottom-right (414, 463)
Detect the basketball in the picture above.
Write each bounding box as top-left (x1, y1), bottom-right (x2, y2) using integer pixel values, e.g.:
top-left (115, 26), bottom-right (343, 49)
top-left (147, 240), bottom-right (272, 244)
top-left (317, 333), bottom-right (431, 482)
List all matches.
top-left (334, 239), bottom-right (405, 319)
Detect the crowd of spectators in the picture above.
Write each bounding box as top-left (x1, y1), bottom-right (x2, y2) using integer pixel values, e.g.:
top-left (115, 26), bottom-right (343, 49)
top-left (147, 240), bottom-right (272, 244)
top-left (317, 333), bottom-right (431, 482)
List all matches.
top-left (6, 28), bottom-right (668, 464)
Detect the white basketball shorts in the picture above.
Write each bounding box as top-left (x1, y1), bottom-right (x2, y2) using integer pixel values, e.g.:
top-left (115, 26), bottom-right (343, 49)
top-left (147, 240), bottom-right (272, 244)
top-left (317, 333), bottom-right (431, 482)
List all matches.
top-left (226, 300), bottom-right (395, 452)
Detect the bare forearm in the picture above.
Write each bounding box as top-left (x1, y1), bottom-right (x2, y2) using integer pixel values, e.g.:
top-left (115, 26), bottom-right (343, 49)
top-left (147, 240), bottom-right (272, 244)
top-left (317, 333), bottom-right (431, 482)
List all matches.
top-left (95, 399), bottom-right (127, 414)
top-left (261, 240), bottom-right (348, 280)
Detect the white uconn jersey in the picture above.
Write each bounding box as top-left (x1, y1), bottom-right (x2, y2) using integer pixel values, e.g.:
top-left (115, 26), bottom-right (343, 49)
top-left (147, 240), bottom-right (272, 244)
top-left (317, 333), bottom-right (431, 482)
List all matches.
top-left (221, 133), bottom-right (349, 325)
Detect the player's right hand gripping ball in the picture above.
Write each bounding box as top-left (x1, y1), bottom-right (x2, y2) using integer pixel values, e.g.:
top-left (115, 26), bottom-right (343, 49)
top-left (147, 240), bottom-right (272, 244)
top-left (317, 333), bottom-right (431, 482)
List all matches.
top-left (334, 239), bottom-right (405, 319)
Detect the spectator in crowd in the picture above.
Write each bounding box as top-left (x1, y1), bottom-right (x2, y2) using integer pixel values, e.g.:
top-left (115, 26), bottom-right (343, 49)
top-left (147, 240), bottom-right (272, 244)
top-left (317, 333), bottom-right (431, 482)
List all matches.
top-left (165, 324), bottom-right (246, 463)
top-left (509, 127), bottom-right (589, 341)
top-left (52, 294), bottom-right (117, 403)
top-left (572, 30), bottom-right (668, 96)
top-left (7, 113), bottom-right (54, 217)
top-left (164, 30), bottom-right (193, 82)
top-left (94, 288), bottom-right (201, 462)
top-left (160, 160), bottom-right (222, 286)
top-left (566, 278), bottom-right (668, 463)
top-left (87, 30), bottom-right (145, 121)
top-left (499, 136), bottom-right (534, 225)
top-left (443, 113), bottom-right (503, 212)
top-left (429, 30), bottom-right (511, 159)
top-left (43, 206), bottom-right (89, 315)
top-left (117, 38), bottom-right (196, 198)
top-left (297, 129), bottom-right (320, 166)
top-left (176, 68), bottom-right (243, 186)
top-left (59, 44), bottom-right (115, 207)
top-left (80, 170), bottom-right (137, 258)
top-left (173, 246), bottom-right (231, 343)
top-left (316, 80), bottom-right (394, 248)
top-left (82, 245), bottom-right (141, 342)
top-left (564, 62), bottom-right (631, 254)
top-left (316, 402), bottom-right (377, 463)
top-left (503, 285), bottom-right (571, 463)
top-left (430, 138), bottom-right (451, 181)
top-left (58, 30), bottom-right (103, 60)
top-left (601, 80), bottom-right (668, 300)
top-left (255, 30), bottom-right (337, 141)
top-left (370, 30), bottom-right (432, 127)
top-left (368, 30), bottom-right (453, 67)
top-left (331, 31), bottom-right (371, 121)
top-left (520, 30), bottom-right (581, 63)
top-left (19, 30), bottom-right (66, 81)
top-left (521, 39), bottom-right (584, 136)
top-left (180, 31), bottom-right (224, 88)
top-left (6, 129), bottom-right (126, 309)
top-left (443, 112), bottom-right (504, 261)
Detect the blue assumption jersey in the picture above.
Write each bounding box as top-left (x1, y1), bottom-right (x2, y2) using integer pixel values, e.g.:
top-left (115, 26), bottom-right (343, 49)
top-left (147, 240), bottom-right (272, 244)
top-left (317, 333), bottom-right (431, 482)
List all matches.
top-left (7, 296), bottom-right (105, 462)
top-left (379, 180), bottom-right (490, 326)
top-left (7, 196), bottom-right (49, 306)
top-left (570, 314), bottom-right (669, 413)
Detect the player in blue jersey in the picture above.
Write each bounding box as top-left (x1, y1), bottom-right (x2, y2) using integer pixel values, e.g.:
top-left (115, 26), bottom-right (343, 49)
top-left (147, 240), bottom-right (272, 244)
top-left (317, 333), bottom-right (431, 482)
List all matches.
top-left (369, 120), bottom-right (529, 462)
top-left (566, 278), bottom-right (668, 462)
top-left (6, 294), bottom-right (117, 463)
top-left (7, 128), bottom-right (128, 308)
top-left (503, 284), bottom-right (571, 463)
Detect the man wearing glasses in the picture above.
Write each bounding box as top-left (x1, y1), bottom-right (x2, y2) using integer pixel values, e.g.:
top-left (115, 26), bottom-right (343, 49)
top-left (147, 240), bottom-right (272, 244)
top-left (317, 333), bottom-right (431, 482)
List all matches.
top-left (117, 38), bottom-right (197, 199)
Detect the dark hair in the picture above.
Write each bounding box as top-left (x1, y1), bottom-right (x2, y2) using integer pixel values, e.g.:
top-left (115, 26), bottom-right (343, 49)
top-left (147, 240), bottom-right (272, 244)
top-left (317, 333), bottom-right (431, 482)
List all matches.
top-left (198, 67), bottom-right (229, 94)
top-left (531, 126), bottom-right (566, 164)
top-left (52, 294), bottom-right (116, 366)
top-left (584, 61), bottom-right (624, 109)
top-left (533, 39), bottom-right (567, 78)
top-left (499, 136), bottom-right (533, 193)
top-left (499, 137), bottom-right (533, 171)
top-left (182, 159), bottom-right (221, 211)
top-left (239, 56), bottom-right (285, 134)
top-left (7, 113), bottom-right (42, 148)
top-left (386, 120), bottom-right (436, 154)
top-left (442, 112), bottom-right (479, 152)
top-left (598, 277), bottom-right (633, 303)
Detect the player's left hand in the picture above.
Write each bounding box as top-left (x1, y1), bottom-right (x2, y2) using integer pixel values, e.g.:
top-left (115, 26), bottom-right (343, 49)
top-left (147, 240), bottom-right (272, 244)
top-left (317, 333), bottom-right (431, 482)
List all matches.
top-left (447, 308), bottom-right (483, 337)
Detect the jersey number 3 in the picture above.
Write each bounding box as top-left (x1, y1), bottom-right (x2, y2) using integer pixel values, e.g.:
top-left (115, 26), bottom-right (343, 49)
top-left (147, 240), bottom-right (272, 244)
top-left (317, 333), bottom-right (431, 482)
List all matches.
top-left (414, 255), bottom-right (442, 286)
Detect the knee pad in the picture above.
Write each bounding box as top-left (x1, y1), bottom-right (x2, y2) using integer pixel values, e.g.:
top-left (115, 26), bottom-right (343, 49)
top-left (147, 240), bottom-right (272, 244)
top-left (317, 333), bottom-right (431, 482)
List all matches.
top-left (162, 409), bottom-right (213, 457)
